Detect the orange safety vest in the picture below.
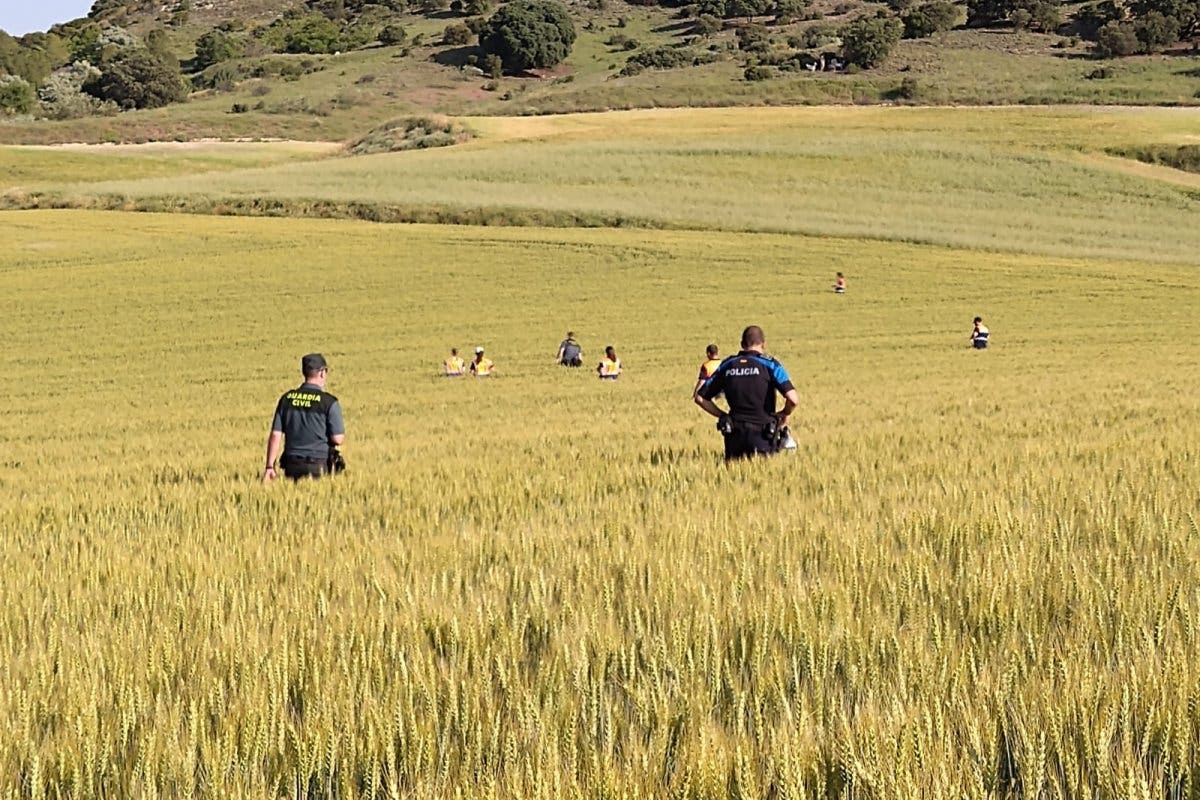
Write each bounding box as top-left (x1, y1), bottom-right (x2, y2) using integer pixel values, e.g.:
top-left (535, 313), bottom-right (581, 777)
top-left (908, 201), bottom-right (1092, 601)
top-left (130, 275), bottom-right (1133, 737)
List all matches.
top-left (699, 358), bottom-right (721, 381)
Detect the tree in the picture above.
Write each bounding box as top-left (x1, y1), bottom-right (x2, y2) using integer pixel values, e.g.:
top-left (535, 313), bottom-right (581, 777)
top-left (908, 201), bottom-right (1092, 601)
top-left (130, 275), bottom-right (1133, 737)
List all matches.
top-left (1134, 10), bottom-right (1181, 50)
top-left (480, 0), bottom-right (576, 73)
top-left (901, 0), bottom-right (960, 37)
top-left (284, 14), bottom-right (343, 54)
top-left (1129, 0), bottom-right (1197, 38)
top-left (0, 74), bottom-right (35, 115)
top-left (840, 15), bottom-right (902, 67)
top-left (84, 48), bottom-right (188, 109)
top-left (465, 0), bottom-right (495, 15)
top-left (773, 0), bottom-right (809, 20)
top-left (194, 29), bottom-right (241, 70)
top-left (727, 0), bottom-right (774, 18)
top-left (966, 0), bottom-right (1013, 26)
top-left (1094, 20), bottom-right (1139, 54)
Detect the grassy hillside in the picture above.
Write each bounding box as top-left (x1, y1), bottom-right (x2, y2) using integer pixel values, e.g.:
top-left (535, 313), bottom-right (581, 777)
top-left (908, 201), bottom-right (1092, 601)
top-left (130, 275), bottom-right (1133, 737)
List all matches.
top-left (2, 208), bottom-right (1199, 797)
top-left (1, 0), bottom-right (1198, 145)
top-left (8, 107), bottom-right (1200, 264)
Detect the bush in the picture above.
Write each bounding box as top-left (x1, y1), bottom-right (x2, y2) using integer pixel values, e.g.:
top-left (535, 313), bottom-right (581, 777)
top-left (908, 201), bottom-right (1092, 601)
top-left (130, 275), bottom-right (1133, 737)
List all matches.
top-left (379, 24), bottom-right (408, 46)
top-left (623, 45), bottom-right (693, 71)
top-left (1094, 20), bottom-right (1139, 55)
top-left (893, 75), bottom-right (920, 98)
top-left (284, 14), bottom-right (343, 54)
top-left (727, 0), bottom-right (773, 18)
top-left (84, 48), bottom-right (188, 110)
top-left (480, 0), bottom-right (576, 73)
top-left (483, 53), bottom-right (503, 77)
top-left (194, 29), bottom-right (242, 70)
top-left (465, 0), bottom-right (495, 14)
top-left (794, 23), bottom-right (838, 48)
top-left (697, 14), bottom-right (724, 34)
top-left (443, 22), bottom-right (474, 45)
top-left (902, 1), bottom-right (960, 37)
top-left (743, 64), bottom-right (774, 79)
top-left (347, 116), bottom-right (473, 154)
top-left (1076, 1), bottom-right (1122, 39)
top-left (840, 15), bottom-right (902, 68)
top-left (1029, 1), bottom-right (1062, 32)
top-left (1010, 7), bottom-right (1034, 27)
top-left (735, 23), bottom-right (771, 50)
top-left (37, 61), bottom-right (114, 119)
top-left (196, 63), bottom-right (240, 91)
top-left (0, 74), bottom-right (35, 115)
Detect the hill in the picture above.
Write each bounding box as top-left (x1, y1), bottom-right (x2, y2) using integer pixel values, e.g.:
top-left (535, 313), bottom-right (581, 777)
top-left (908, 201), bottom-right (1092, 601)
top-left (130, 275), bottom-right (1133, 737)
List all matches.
top-left (0, 0), bottom-right (1198, 143)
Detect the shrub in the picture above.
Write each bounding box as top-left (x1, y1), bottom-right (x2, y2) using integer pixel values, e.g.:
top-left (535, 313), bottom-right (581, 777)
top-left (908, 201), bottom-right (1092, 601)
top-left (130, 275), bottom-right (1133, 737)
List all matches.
top-left (840, 15), bottom-right (902, 68)
top-left (795, 23), bottom-right (838, 47)
top-left (37, 61), bottom-right (114, 119)
top-left (697, 14), bottom-right (724, 34)
top-left (902, 1), bottom-right (960, 37)
top-left (347, 116), bottom-right (473, 154)
top-left (1011, 7), bottom-right (1034, 27)
top-left (194, 29), bottom-right (242, 70)
top-left (735, 23), bottom-right (771, 50)
top-left (774, 0), bottom-right (810, 22)
top-left (1076, 1), bottom-right (1122, 39)
top-left (483, 53), bottom-right (503, 77)
top-left (744, 64), bottom-right (774, 79)
top-left (443, 22), bottom-right (474, 45)
top-left (1094, 20), bottom-right (1139, 55)
top-left (196, 63), bottom-right (240, 91)
top-left (727, 0), bottom-right (774, 18)
top-left (623, 45), bottom-right (694, 71)
top-left (284, 14), bottom-right (343, 54)
top-left (1029, 1), bottom-right (1062, 32)
top-left (230, 102), bottom-right (250, 113)
top-left (0, 74), bottom-right (35, 115)
top-left (893, 75), bottom-right (920, 98)
top-left (379, 24), bottom-right (408, 46)
top-left (84, 48), bottom-right (188, 109)
top-left (480, 0), bottom-right (576, 73)
top-left (465, 0), bottom-right (495, 15)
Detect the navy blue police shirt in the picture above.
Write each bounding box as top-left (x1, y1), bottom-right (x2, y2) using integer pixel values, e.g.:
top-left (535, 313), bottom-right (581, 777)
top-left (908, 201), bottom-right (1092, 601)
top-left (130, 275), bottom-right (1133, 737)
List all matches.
top-left (699, 351), bottom-right (794, 426)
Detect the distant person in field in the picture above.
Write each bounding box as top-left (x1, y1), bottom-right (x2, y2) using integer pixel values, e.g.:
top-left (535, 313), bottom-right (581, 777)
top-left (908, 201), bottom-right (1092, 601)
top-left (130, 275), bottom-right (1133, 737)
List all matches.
top-left (444, 348), bottom-right (466, 377)
top-left (556, 332), bottom-right (583, 367)
top-left (971, 317), bottom-right (990, 349)
top-left (597, 346), bottom-right (622, 380)
top-left (694, 344), bottom-right (722, 397)
top-left (470, 347), bottom-right (495, 376)
top-left (833, 272), bottom-right (846, 294)
top-left (263, 353), bottom-right (346, 482)
top-left (694, 325), bottom-right (798, 461)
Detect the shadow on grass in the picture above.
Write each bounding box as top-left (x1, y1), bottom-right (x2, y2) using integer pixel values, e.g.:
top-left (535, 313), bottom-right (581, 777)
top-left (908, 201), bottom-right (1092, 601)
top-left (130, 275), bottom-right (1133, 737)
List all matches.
top-left (432, 45), bottom-right (484, 68)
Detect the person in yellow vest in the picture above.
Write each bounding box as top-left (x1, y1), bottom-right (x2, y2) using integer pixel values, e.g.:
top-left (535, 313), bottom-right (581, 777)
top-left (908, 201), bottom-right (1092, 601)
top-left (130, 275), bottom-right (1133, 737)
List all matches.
top-left (469, 346), bottom-right (495, 377)
top-left (597, 346), bottom-right (622, 380)
top-left (443, 348), bottom-right (466, 377)
top-left (694, 343), bottom-right (721, 397)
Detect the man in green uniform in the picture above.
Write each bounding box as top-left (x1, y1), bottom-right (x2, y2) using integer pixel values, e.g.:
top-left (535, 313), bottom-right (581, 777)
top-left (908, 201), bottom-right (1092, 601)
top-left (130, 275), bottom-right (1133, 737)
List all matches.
top-left (263, 353), bottom-right (346, 482)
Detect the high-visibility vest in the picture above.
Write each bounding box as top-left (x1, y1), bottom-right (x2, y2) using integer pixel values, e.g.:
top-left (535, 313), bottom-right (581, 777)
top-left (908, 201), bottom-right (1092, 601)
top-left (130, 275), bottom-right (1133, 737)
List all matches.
top-left (472, 358), bottom-right (494, 376)
top-left (445, 356), bottom-right (465, 376)
top-left (699, 358), bottom-right (721, 381)
top-left (599, 358), bottom-right (621, 379)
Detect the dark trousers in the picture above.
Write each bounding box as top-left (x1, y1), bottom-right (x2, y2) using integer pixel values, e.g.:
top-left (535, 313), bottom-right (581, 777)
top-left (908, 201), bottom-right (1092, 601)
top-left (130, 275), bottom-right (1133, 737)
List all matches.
top-left (723, 426), bottom-right (780, 461)
top-left (281, 453), bottom-right (328, 480)
top-left (561, 357), bottom-right (583, 367)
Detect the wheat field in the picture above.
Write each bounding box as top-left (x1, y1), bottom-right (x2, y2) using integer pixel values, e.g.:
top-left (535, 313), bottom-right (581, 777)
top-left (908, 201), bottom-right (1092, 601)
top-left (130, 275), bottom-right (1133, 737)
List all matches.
top-left (1, 206), bottom-right (1198, 798)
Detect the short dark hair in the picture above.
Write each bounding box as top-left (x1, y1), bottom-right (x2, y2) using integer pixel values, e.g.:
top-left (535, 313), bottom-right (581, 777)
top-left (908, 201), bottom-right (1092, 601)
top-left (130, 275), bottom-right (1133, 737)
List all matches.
top-left (566, 331), bottom-right (574, 338)
top-left (974, 316), bottom-right (983, 323)
top-left (741, 326), bottom-right (764, 349)
top-left (451, 347), bottom-right (458, 355)
top-left (706, 344), bottom-right (718, 357)
top-left (301, 353), bottom-right (327, 378)
top-left (605, 345), bottom-right (616, 356)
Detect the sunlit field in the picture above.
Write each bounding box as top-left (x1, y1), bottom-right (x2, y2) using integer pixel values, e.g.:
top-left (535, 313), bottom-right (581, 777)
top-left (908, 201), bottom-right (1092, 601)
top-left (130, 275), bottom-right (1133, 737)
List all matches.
top-left (2, 207), bottom-right (1199, 798)
top-left (13, 107), bottom-right (1200, 264)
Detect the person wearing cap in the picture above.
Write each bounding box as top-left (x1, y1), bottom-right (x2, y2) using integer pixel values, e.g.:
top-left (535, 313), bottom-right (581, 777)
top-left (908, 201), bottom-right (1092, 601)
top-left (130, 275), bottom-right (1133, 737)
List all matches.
top-left (970, 317), bottom-right (990, 349)
top-left (444, 348), bottom-right (466, 377)
top-left (694, 325), bottom-right (798, 461)
top-left (694, 344), bottom-right (721, 397)
top-left (263, 353), bottom-right (346, 482)
top-left (556, 332), bottom-right (583, 367)
top-left (597, 346), bottom-right (622, 380)
top-left (469, 347), bottom-right (495, 377)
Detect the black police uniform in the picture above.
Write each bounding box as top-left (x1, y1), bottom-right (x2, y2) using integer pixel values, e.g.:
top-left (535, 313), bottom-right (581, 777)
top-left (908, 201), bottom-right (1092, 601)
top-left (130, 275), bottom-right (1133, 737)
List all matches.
top-left (271, 382), bottom-right (345, 479)
top-left (698, 351), bottom-right (795, 460)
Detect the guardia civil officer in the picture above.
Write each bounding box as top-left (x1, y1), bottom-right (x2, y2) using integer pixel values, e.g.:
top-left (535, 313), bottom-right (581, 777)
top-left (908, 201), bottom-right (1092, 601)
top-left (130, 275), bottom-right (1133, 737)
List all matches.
top-left (263, 353), bottom-right (346, 482)
top-left (694, 325), bottom-right (799, 461)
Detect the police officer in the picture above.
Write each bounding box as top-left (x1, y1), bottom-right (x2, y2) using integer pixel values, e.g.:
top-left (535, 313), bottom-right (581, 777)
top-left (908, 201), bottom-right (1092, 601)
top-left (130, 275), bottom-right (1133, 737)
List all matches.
top-left (694, 325), bottom-right (798, 461)
top-left (263, 353), bottom-right (346, 482)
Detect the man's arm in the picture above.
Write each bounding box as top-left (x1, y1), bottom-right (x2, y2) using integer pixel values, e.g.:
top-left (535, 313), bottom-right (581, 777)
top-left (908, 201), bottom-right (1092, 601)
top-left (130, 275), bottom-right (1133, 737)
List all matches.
top-left (263, 430), bottom-right (283, 483)
top-left (694, 394), bottom-right (725, 419)
top-left (328, 401), bottom-right (346, 447)
top-left (776, 388), bottom-right (799, 427)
